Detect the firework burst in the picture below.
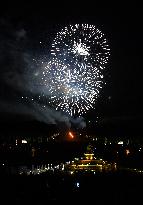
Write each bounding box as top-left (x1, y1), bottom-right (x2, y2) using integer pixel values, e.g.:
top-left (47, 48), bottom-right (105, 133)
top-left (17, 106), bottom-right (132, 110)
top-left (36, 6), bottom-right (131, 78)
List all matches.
top-left (41, 58), bottom-right (103, 116)
top-left (51, 24), bottom-right (110, 69)
top-left (22, 24), bottom-right (110, 117)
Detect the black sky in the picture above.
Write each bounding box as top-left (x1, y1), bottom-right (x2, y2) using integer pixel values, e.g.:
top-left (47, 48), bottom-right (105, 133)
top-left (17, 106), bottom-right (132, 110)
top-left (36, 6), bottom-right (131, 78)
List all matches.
top-left (0, 3), bottom-right (143, 131)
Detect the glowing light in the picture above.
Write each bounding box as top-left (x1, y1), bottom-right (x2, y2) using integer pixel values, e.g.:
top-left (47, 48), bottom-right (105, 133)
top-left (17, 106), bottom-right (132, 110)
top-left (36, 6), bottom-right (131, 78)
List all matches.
top-left (118, 141), bottom-right (123, 145)
top-left (22, 139), bottom-right (27, 144)
top-left (84, 153), bottom-right (94, 160)
top-left (69, 131), bottom-right (74, 139)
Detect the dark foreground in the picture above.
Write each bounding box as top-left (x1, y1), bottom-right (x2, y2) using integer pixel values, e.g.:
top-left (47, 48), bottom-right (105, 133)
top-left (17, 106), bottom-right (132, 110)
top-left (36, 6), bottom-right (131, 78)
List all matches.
top-left (1, 171), bottom-right (143, 203)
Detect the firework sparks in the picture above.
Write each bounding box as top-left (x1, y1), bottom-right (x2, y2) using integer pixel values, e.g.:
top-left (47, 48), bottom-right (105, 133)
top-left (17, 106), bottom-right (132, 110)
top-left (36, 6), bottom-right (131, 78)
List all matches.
top-left (51, 24), bottom-right (110, 68)
top-left (22, 24), bottom-right (110, 117)
top-left (41, 58), bottom-right (103, 116)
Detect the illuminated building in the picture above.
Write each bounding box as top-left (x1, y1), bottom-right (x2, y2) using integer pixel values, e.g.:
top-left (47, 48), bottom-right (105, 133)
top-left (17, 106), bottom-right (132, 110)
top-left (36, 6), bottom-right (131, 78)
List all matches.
top-left (65, 144), bottom-right (117, 173)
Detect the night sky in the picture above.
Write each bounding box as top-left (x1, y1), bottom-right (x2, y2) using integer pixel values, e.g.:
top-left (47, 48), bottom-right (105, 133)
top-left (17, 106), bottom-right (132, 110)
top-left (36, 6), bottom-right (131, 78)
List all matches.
top-left (0, 3), bottom-right (142, 134)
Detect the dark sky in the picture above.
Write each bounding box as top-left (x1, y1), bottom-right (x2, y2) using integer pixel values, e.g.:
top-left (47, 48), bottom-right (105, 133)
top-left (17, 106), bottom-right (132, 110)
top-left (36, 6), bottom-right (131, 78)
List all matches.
top-left (0, 3), bottom-right (142, 132)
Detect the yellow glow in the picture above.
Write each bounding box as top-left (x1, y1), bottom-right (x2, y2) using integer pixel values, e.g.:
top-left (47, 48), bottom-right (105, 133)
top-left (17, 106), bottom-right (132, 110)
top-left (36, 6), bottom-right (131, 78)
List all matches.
top-left (84, 153), bottom-right (94, 160)
top-left (78, 164), bottom-right (99, 167)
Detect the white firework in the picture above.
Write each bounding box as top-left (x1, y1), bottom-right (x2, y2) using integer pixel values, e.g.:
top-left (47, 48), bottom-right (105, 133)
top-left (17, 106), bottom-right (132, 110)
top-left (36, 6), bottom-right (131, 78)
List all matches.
top-left (51, 24), bottom-right (110, 69)
top-left (42, 58), bottom-right (103, 116)
top-left (47, 23), bottom-right (110, 115)
top-left (22, 23), bottom-right (110, 117)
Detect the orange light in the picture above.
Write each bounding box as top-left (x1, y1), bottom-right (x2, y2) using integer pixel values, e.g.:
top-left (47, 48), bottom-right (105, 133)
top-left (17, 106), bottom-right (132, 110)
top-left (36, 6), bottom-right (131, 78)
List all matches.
top-left (126, 149), bottom-right (130, 155)
top-left (69, 132), bottom-right (74, 139)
